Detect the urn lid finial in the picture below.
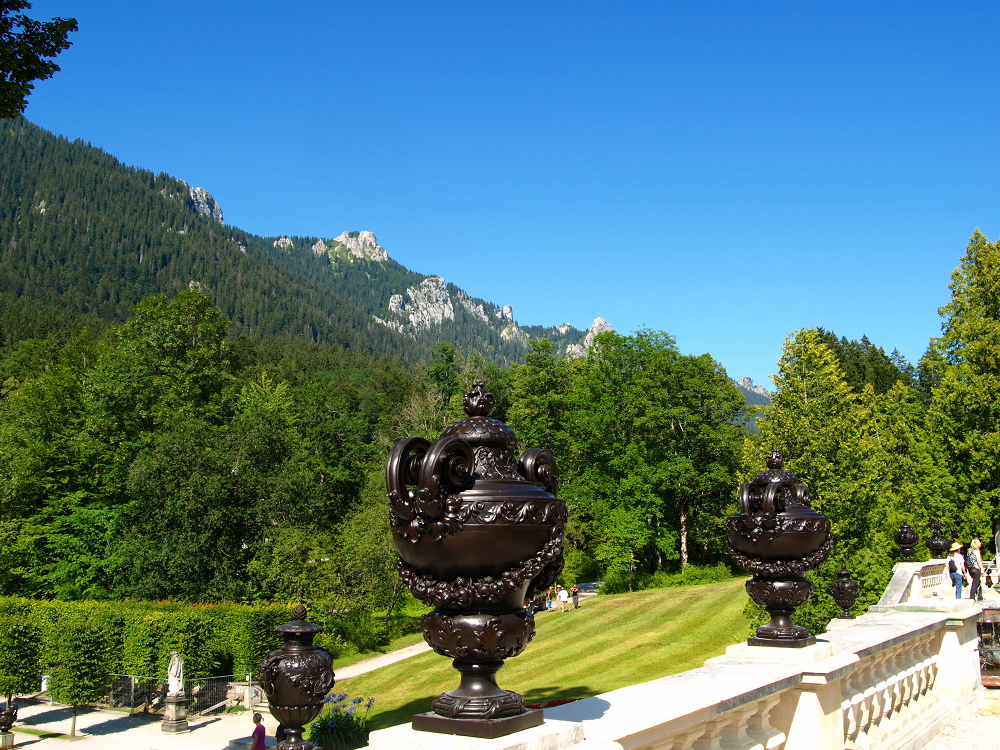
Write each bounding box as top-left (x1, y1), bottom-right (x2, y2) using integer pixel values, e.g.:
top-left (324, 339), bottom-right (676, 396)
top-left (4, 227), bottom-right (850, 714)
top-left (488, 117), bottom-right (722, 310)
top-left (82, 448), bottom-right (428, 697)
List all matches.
top-left (442, 381), bottom-right (518, 449)
top-left (463, 381), bottom-right (494, 417)
top-left (750, 449), bottom-right (799, 489)
top-left (275, 603), bottom-right (323, 637)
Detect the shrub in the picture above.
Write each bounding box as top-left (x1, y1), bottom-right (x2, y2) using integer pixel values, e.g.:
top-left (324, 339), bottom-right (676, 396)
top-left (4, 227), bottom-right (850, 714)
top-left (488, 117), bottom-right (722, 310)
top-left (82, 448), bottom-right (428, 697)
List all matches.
top-left (0, 611), bottom-right (40, 700)
top-left (41, 603), bottom-right (117, 736)
top-left (329, 612), bottom-right (390, 654)
top-left (305, 693), bottom-right (375, 750)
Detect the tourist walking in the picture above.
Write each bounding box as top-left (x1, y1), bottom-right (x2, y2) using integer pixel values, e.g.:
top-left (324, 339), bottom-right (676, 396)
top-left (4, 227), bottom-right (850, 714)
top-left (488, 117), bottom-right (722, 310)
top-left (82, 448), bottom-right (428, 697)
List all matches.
top-left (250, 712), bottom-right (266, 750)
top-left (949, 543), bottom-right (968, 599)
top-left (557, 585), bottom-right (570, 612)
top-left (571, 583), bottom-right (580, 609)
top-left (968, 539), bottom-right (985, 602)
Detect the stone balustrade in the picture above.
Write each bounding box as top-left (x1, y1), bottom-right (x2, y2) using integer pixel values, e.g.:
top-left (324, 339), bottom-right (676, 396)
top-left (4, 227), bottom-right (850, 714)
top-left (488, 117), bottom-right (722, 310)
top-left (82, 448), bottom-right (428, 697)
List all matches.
top-left (367, 596), bottom-right (984, 750)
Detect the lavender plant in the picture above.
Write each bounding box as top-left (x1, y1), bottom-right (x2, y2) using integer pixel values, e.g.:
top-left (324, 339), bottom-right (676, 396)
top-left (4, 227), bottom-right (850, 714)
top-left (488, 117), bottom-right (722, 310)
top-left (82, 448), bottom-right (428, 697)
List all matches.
top-left (304, 692), bottom-right (375, 750)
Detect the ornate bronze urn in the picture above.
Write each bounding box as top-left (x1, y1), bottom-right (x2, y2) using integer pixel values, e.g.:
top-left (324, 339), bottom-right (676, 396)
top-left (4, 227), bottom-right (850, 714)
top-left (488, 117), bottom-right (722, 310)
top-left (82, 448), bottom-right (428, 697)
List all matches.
top-left (829, 568), bottom-right (860, 619)
top-left (387, 382), bottom-right (565, 738)
top-left (926, 520), bottom-right (951, 558)
top-left (0, 701), bottom-right (17, 740)
top-left (259, 605), bottom-right (335, 750)
top-left (726, 450), bottom-right (833, 647)
top-left (895, 522), bottom-right (919, 562)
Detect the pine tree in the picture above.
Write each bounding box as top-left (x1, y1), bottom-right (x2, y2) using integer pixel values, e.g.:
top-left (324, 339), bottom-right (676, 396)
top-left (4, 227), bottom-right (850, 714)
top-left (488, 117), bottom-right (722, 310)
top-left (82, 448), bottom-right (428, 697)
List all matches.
top-left (927, 230), bottom-right (1000, 537)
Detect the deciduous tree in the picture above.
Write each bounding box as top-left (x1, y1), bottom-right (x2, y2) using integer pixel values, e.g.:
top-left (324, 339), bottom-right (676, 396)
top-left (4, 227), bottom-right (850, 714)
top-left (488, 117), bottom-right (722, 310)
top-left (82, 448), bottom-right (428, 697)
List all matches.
top-left (0, 1), bottom-right (76, 118)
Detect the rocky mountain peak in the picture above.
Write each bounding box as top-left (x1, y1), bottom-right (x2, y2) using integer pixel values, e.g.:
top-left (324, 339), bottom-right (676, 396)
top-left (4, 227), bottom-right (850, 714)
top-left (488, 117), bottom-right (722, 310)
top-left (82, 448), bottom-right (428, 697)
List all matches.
top-left (566, 317), bottom-right (613, 358)
top-left (734, 377), bottom-right (771, 397)
top-left (179, 181), bottom-right (224, 223)
top-left (333, 231), bottom-right (388, 262)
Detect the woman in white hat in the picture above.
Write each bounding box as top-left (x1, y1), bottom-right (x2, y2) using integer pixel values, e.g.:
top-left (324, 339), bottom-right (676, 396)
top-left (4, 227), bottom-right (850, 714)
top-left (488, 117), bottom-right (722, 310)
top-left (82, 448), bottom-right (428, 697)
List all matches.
top-left (948, 542), bottom-right (968, 599)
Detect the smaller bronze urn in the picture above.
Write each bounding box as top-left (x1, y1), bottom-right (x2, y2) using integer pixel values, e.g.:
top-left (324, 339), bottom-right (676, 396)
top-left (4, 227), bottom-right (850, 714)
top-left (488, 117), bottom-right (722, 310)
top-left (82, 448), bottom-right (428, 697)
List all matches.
top-left (259, 605), bottom-right (335, 750)
top-left (829, 568), bottom-right (860, 618)
top-left (926, 521), bottom-right (951, 559)
top-left (726, 450), bottom-right (833, 647)
top-left (895, 523), bottom-right (919, 562)
top-left (0, 701), bottom-right (17, 738)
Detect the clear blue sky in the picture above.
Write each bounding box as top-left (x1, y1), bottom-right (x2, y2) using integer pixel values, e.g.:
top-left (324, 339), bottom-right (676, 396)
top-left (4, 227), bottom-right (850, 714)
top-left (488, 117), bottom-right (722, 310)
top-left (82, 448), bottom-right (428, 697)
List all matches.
top-left (20, 1), bottom-right (1000, 387)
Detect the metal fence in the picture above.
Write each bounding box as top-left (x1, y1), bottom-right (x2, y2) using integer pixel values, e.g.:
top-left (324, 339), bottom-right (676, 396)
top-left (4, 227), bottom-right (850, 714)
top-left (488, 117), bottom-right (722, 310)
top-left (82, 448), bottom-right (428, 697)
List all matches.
top-left (106, 674), bottom-right (164, 715)
top-left (105, 673), bottom-right (266, 716)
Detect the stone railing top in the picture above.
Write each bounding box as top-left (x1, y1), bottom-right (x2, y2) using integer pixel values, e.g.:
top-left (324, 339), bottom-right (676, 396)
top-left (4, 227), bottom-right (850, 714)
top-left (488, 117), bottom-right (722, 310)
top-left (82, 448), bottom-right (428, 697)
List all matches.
top-left (544, 603), bottom-right (981, 748)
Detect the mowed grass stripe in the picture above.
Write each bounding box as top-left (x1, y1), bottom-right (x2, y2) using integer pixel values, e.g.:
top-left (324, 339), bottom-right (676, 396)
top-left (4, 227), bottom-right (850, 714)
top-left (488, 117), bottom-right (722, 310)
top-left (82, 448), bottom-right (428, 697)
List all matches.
top-left (342, 578), bottom-right (748, 730)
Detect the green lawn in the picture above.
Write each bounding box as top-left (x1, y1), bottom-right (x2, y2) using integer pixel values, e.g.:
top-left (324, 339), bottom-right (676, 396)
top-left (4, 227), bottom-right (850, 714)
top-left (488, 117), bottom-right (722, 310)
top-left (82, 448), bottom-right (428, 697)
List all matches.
top-left (339, 577), bottom-right (749, 730)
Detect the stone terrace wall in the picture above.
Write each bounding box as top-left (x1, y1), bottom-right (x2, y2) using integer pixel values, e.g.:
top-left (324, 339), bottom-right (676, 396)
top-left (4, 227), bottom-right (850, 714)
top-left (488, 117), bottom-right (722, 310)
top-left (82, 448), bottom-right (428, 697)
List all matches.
top-left (367, 600), bottom-right (983, 750)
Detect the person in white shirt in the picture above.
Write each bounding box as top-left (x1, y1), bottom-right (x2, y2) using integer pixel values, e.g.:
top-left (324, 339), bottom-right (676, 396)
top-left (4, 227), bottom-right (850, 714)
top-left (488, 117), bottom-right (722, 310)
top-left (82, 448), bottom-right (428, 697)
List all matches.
top-left (949, 542), bottom-right (968, 599)
top-left (556, 585), bottom-right (570, 612)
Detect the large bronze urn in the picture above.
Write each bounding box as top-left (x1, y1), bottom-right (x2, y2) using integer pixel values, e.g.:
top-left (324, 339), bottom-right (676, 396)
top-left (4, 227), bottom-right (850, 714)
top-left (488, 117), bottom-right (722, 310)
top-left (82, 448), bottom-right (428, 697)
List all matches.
top-left (259, 605), bottom-right (335, 749)
top-left (726, 450), bottom-right (833, 647)
top-left (387, 381), bottom-right (565, 738)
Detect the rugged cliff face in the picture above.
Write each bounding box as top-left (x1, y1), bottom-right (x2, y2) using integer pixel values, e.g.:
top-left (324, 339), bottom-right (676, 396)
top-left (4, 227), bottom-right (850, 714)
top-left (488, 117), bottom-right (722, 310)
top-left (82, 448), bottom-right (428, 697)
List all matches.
top-left (180, 182), bottom-right (224, 223)
top-left (565, 317), bottom-right (613, 358)
top-left (734, 376), bottom-right (771, 398)
top-left (270, 228), bottom-right (599, 360)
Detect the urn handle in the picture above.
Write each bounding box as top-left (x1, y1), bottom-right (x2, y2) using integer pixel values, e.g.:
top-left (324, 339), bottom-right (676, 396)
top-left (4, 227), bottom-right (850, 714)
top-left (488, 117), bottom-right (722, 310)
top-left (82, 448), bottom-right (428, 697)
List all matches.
top-left (518, 448), bottom-right (559, 497)
top-left (419, 436), bottom-right (475, 498)
top-left (387, 437), bottom-right (431, 520)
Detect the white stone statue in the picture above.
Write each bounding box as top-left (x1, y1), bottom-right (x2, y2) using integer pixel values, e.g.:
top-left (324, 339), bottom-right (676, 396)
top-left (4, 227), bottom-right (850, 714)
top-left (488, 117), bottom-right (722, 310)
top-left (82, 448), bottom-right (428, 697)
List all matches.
top-left (167, 651), bottom-right (184, 696)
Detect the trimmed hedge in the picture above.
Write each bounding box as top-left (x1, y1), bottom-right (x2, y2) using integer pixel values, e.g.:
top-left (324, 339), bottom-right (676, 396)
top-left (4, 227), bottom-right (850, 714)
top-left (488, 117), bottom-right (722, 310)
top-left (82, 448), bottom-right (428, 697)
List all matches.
top-left (0, 597), bottom-right (294, 697)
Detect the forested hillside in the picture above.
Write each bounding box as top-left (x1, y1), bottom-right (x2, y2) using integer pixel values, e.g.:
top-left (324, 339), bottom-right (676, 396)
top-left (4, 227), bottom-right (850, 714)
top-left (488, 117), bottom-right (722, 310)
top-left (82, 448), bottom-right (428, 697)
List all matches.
top-left (0, 118), bottom-right (590, 364)
top-left (1, 114), bottom-right (994, 651)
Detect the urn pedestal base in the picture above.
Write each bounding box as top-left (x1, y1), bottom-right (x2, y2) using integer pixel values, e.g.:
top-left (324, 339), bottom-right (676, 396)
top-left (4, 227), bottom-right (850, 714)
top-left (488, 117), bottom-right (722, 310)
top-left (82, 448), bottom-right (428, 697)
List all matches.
top-left (413, 709), bottom-right (543, 739)
top-left (419, 610), bottom-right (537, 733)
top-left (746, 576), bottom-right (816, 648)
top-left (161, 694), bottom-right (189, 734)
top-left (0, 731), bottom-right (12, 749)
top-left (748, 634), bottom-right (817, 648)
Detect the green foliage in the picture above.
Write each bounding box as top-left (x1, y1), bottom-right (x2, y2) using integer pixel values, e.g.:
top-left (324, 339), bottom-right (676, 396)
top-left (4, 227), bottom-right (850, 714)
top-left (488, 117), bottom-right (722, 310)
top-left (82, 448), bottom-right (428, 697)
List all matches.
top-left (814, 329), bottom-right (915, 394)
top-left (559, 548), bottom-right (601, 586)
top-left (0, 611), bottom-right (38, 698)
top-left (40, 602), bottom-right (117, 729)
top-left (0, 2), bottom-right (77, 118)
top-left (305, 693), bottom-right (375, 750)
top-left (754, 326), bottom-right (962, 635)
top-left (927, 230), bottom-right (1000, 535)
top-left (0, 595), bottom-right (292, 706)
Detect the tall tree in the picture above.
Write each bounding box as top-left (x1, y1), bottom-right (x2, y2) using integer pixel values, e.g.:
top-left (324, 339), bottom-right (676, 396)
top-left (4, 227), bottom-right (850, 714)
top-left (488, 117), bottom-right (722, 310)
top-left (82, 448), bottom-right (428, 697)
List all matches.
top-left (561, 330), bottom-right (746, 584)
top-left (927, 230), bottom-right (1000, 537)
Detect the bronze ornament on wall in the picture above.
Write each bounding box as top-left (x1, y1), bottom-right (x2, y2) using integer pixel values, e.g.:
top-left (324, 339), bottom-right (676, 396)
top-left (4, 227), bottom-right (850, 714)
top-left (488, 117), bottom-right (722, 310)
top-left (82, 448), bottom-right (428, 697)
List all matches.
top-left (386, 381), bottom-right (565, 738)
top-left (726, 450), bottom-right (833, 647)
top-left (258, 604), bottom-right (335, 750)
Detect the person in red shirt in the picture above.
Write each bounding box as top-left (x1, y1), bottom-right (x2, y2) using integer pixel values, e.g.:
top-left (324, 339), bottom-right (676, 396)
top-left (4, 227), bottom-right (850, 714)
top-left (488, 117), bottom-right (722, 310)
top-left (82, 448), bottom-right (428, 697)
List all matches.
top-left (251, 712), bottom-right (266, 750)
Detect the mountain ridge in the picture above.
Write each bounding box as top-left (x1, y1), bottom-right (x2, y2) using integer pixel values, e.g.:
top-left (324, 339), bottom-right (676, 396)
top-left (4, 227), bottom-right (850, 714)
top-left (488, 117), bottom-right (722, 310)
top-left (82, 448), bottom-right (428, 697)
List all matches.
top-left (0, 118), bottom-right (765, 399)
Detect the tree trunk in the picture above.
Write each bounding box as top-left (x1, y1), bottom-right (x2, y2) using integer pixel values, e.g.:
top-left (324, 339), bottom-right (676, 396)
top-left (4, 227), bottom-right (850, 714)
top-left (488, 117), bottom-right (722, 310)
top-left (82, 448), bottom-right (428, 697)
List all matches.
top-left (680, 503), bottom-right (689, 568)
top-left (70, 704), bottom-right (77, 737)
top-left (383, 580), bottom-right (405, 626)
